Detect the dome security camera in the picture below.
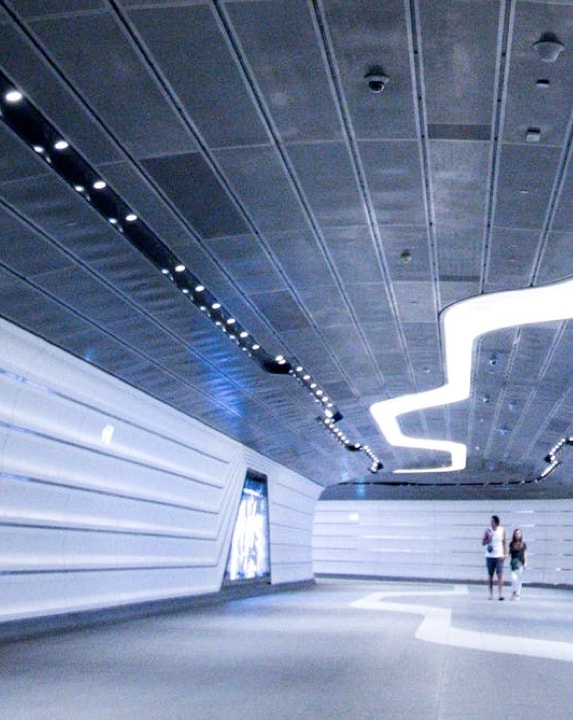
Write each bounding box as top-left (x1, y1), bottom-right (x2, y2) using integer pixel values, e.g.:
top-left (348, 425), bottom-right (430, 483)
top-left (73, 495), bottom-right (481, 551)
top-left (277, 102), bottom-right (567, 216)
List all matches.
top-left (365, 68), bottom-right (389, 94)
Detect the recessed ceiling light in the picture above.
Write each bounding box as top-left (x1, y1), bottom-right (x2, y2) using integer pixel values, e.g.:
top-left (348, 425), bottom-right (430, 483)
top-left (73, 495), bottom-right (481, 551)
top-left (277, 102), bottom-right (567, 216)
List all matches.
top-left (74, 185), bottom-right (85, 192)
top-left (239, 331), bottom-right (248, 338)
top-left (125, 213), bottom-right (137, 222)
top-left (174, 263), bottom-right (185, 272)
top-left (211, 302), bottom-right (221, 310)
top-left (226, 318), bottom-right (236, 325)
top-left (54, 139), bottom-right (69, 151)
top-left (92, 180), bottom-right (106, 190)
top-left (5, 89), bottom-right (23, 103)
top-left (33, 145), bottom-right (44, 153)
top-left (194, 284), bottom-right (205, 292)
top-left (252, 344), bottom-right (260, 351)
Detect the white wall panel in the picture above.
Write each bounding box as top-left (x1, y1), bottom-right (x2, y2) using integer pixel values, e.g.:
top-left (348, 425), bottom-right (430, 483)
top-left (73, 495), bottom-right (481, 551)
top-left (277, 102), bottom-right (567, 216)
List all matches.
top-left (0, 318), bottom-right (320, 623)
top-left (313, 499), bottom-right (573, 587)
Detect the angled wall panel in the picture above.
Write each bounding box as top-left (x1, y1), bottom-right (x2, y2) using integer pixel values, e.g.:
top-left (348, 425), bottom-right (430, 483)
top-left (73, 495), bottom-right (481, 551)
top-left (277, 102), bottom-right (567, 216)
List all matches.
top-left (0, 319), bottom-right (320, 623)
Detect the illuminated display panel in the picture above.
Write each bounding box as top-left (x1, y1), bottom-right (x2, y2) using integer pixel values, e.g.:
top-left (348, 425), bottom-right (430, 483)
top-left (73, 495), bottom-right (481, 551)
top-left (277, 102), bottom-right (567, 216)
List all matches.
top-left (225, 473), bottom-right (270, 583)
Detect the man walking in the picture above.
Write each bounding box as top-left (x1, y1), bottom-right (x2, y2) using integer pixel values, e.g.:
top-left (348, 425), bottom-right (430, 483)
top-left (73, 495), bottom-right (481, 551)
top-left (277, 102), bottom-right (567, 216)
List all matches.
top-left (482, 514), bottom-right (507, 600)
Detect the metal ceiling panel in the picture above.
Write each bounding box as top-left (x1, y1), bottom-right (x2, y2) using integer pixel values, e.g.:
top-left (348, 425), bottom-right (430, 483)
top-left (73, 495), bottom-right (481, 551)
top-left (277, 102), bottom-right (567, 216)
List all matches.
top-left (287, 141), bottom-right (366, 227)
top-left (537, 232), bottom-right (573, 284)
top-left (206, 234), bottom-right (288, 295)
top-left (225, 0), bottom-right (343, 143)
top-left (2, 0), bottom-right (573, 493)
top-left (128, 4), bottom-right (270, 150)
top-left (264, 230), bottom-right (335, 291)
top-left (486, 228), bottom-right (540, 289)
top-left (0, 206), bottom-right (74, 277)
top-left (359, 140), bottom-right (426, 226)
top-left (494, 144), bottom-right (561, 229)
top-left (429, 140), bottom-right (490, 226)
top-left (213, 146), bottom-right (309, 233)
top-left (142, 152), bottom-right (249, 239)
top-left (419, 0), bottom-right (500, 126)
top-left (27, 10), bottom-right (198, 157)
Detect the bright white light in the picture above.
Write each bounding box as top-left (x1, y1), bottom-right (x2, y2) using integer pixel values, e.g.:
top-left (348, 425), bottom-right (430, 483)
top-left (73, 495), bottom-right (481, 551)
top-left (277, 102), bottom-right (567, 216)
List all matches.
top-left (125, 213), bottom-right (138, 223)
top-left (370, 277), bottom-right (573, 473)
top-left (54, 140), bottom-right (69, 150)
top-left (174, 263), bottom-right (185, 272)
top-left (93, 180), bottom-right (106, 190)
top-left (5, 89), bottom-right (23, 103)
top-left (101, 424), bottom-right (115, 445)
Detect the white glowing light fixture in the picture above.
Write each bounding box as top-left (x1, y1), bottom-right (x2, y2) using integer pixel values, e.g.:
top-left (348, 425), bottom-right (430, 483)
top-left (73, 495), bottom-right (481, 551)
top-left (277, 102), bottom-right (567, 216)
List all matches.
top-left (370, 278), bottom-right (573, 473)
top-left (5, 89), bottom-right (23, 103)
top-left (101, 424), bottom-right (115, 445)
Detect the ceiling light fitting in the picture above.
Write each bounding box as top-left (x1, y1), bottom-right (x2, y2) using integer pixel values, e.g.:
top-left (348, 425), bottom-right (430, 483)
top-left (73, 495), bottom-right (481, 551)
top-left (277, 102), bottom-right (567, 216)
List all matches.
top-left (317, 416), bottom-right (383, 473)
top-left (370, 278), bottom-right (573, 473)
top-left (533, 33), bottom-right (565, 63)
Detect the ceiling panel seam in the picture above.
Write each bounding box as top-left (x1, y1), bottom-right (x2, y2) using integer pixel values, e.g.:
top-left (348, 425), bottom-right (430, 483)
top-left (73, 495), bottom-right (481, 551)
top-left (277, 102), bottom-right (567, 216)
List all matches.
top-left (482, 0), bottom-right (515, 288)
top-left (531, 104), bottom-right (573, 284)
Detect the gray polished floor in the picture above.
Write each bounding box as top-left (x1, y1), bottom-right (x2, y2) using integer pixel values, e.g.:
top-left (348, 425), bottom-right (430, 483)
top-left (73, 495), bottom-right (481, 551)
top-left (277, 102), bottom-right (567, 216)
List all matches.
top-left (1, 579), bottom-right (572, 719)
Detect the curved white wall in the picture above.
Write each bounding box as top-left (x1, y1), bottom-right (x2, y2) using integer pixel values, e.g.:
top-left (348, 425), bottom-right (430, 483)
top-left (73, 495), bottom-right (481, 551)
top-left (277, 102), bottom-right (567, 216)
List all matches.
top-left (0, 319), bottom-right (320, 623)
top-left (313, 499), bottom-right (573, 587)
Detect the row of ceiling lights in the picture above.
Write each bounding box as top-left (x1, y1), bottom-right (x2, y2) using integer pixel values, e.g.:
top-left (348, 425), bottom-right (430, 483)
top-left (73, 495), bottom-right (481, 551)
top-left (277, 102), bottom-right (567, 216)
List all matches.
top-left (0, 71), bottom-right (383, 474)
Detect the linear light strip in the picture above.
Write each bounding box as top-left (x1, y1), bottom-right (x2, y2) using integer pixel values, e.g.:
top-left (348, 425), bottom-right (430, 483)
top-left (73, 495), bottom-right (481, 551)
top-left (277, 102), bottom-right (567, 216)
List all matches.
top-left (370, 278), bottom-right (573, 473)
top-left (0, 73), bottom-right (383, 473)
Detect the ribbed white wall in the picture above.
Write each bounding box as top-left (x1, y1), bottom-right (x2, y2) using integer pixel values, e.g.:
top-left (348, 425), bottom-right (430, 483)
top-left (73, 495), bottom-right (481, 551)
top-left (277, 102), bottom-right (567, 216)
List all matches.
top-left (0, 319), bottom-right (320, 623)
top-left (313, 499), bottom-right (573, 587)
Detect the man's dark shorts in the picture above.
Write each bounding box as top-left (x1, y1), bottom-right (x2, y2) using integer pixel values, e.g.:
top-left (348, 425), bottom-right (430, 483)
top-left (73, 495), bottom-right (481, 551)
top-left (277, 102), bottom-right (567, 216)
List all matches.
top-left (486, 557), bottom-right (504, 577)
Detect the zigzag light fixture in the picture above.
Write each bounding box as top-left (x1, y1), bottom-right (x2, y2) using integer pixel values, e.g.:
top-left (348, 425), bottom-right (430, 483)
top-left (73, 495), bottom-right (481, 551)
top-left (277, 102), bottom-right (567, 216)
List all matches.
top-left (370, 278), bottom-right (573, 473)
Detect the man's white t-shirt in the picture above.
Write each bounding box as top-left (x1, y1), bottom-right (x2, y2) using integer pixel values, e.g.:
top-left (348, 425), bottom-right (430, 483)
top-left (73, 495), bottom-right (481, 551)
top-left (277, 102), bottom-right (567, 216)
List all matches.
top-left (484, 525), bottom-right (505, 558)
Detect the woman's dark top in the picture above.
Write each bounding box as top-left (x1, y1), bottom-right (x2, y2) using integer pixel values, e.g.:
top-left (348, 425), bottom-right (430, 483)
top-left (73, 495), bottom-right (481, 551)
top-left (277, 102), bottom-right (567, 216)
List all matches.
top-left (509, 541), bottom-right (527, 564)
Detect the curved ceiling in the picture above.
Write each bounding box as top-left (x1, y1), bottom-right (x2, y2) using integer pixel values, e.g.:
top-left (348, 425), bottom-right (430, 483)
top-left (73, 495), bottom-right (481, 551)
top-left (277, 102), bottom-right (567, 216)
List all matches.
top-left (1, 0), bottom-right (573, 497)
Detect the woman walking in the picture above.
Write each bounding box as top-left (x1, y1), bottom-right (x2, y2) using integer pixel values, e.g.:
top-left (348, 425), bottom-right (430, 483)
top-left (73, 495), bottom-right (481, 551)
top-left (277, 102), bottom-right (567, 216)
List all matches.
top-left (509, 529), bottom-right (528, 600)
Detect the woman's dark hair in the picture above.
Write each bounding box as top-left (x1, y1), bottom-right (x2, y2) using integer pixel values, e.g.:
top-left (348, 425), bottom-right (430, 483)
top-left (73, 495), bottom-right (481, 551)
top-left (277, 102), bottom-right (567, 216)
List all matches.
top-left (511, 528), bottom-right (523, 545)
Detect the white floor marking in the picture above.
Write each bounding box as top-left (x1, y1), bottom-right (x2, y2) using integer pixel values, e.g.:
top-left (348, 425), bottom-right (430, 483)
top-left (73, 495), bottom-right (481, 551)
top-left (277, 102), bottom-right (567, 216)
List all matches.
top-left (351, 586), bottom-right (573, 663)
